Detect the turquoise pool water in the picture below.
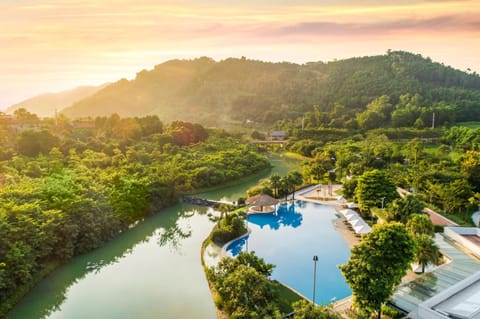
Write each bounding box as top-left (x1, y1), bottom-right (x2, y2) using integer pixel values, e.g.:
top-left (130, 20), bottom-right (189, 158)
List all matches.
top-left (227, 201), bottom-right (351, 304)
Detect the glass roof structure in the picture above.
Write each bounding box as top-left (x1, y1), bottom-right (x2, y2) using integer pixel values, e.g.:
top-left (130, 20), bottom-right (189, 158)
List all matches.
top-left (390, 233), bottom-right (480, 314)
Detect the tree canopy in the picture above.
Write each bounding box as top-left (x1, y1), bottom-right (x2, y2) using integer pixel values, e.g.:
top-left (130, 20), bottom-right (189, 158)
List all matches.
top-left (339, 222), bottom-right (415, 319)
top-left (355, 169), bottom-right (399, 212)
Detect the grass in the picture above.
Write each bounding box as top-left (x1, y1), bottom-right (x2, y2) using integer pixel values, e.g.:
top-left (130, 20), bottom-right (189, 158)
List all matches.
top-left (418, 143), bottom-right (463, 163)
top-left (441, 210), bottom-right (475, 227)
top-left (274, 281), bottom-right (305, 314)
top-left (454, 121), bottom-right (480, 129)
top-left (282, 151), bottom-right (311, 162)
top-left (372, 207), bottom-right (388, 223)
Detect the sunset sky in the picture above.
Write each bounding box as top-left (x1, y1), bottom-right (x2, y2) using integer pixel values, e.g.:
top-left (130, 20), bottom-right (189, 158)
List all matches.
top-left (1, 0), bottom-right (479, 109)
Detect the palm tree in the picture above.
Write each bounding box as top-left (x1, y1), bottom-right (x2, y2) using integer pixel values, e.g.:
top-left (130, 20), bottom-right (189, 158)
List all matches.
top-left (279, 176), bottom-right (290, 201)
top-left (288, 171), bottom-right (303, 200)
top-left (414, 234), bottom-right (439, 273)
top-left (269, 173), bottom-right (281, 198)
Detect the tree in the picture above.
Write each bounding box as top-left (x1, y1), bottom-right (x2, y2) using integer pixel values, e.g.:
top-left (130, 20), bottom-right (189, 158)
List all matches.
top-left (136, 115), bottom-right (163, 136)
top-left (17, 130), bottom-right (59, 157)
top-left (412, 234), bottom-right (439, 273)
top-left (220, 265), bottom-right (281, 319)
top-left (426, 179), bottom-right (474, 214)
top-left (387, 195), bottom-right (424, 223)
top-left (291, 300), bottom-right (343, 319)
top-left (355, 169), bottom-right (398, 212)
top-left (356, 110), bottom-right (385, 130)
top-left (339, 223), bottom-right (415, 319)
top-left (269, 173), bottom-right (281, 198)
top-left (460, 150), bottom-right (480, 192)
top-left (207, 252), bottom-right (280, 319)
top-left (13, 108), bottom-right (39, 123)
top-left (406, 213), bottom-right (434, 237)
top-left (307, 152), bottom-right (335, 183)
top-left (288, 171), bottom-right (303, 200)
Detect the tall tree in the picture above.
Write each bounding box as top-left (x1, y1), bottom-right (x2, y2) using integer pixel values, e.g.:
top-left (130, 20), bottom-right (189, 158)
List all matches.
top-left (406, 213), bottom-right (434, 237)
top-left (355, 169), bottom-right (398, 212)
top-left (387, 195), bottom-right (424, 223)
top-left (412, 234), bottom-right (439, 273)
top-left (288, 171), bottom-right (303, 200)
top-left (269, 173), bottom-right (281, 198)
top-left (340, 223), bottom-right (415, 319)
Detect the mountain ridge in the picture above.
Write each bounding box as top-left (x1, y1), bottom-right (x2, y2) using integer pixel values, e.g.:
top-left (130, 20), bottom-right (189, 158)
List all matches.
top-left (27, 52), bottom-right (480, 126)
top-left (5, 84), bottom-right (107, 117)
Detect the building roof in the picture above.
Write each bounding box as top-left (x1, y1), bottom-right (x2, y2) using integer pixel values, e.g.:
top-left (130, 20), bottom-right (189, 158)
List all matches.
top-left (391, 233), bottom-right (480, 315)
top-left (424, 208), bottom-right (458, 226)
top-left (412, 270), bottom-right (480, 319)
top-left (245, 193), bottom-right (279, 206)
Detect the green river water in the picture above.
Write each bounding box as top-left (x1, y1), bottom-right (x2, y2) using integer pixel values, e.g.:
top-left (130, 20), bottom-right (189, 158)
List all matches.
top-left (7, 154), bottom-right (299, 319)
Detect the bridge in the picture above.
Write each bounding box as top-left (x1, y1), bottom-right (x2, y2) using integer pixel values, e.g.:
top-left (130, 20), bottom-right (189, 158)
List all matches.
top-left (181, 195), bottom-right (236, 208)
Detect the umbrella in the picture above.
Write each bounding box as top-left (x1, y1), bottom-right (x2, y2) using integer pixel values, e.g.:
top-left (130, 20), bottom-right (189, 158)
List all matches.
top-left (246, 193), bottom-right (279, 212)
top-left (346, 213), bottom-right (360, 221)
top-left (341, 209), bottom-right (357, 218)
top-left (349, 218), bottom-right (364, 227)
top-left (354, 224), bottom-right (371, 234)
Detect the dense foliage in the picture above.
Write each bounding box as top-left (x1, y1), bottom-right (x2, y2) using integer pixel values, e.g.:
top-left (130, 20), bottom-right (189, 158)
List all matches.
top-left (207, 252), bottom-right (282, 319)
top-left (339, 223), bottom-right (415, 319)
top-left (294, 126), bottom-right (480, 225)
top-left (291, 300), bottom-right (343, 319)
top-left (58, 52), bottom-right (480, 128)
top-left (0, 112), bottom-right (270, 312)
top-left (355, 169), bottom-right (399, 212)
top-left (210, 211), bottom-right (247, 245)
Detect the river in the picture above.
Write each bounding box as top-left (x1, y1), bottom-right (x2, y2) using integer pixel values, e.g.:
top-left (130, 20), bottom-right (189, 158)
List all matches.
top-left (7, 153), bottom-right (299, 319)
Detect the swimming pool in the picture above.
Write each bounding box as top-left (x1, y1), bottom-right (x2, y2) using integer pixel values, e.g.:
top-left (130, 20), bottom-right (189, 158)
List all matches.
top-left (226, 200), bottom-right (351, 304)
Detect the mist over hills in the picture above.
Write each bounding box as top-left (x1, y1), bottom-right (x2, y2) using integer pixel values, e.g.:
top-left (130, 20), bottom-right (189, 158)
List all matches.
top-left (5, 85), bottom-right (107, 118)
top-left (16, 51), bottom-right (480, 127)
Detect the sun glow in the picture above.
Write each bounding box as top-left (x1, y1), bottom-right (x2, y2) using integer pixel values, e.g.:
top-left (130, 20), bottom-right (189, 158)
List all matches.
top-left (1, 0), bottom-right (479, 108)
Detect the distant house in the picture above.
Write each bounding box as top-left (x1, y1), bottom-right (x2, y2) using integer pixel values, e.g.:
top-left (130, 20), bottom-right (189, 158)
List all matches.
top-left (0, 114), bottom-right (13, 124)
top-left (0, 114), bottom-right (41, 133)
top-left (271, 131), bottom-right (286, 141)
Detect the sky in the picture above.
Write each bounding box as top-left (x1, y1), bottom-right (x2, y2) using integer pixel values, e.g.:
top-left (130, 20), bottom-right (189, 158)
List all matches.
top-left (1, 0), bottom-right (480, 109)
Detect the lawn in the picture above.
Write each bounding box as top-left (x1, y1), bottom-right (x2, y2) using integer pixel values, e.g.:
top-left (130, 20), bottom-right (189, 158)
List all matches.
top-left (454, 121), bottom-right (480, 129)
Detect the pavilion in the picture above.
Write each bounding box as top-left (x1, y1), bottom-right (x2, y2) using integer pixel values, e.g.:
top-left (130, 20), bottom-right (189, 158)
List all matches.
top-left (246, 193), bottom-right (279, 214)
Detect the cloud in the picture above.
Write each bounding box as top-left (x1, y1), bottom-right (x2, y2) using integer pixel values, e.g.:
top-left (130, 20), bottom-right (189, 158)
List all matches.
top-left (260, 14), bottom-right (480, 40)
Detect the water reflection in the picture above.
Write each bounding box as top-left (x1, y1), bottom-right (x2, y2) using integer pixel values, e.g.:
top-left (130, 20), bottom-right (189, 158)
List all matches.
top-left (7, 204), bottom-right (199, 319)
top-left (248, 202), bottom-right (303, 230)
top-left (157, 223), bottom-right (192, 252)
top-left (227, 236), bottom-right (248, 256)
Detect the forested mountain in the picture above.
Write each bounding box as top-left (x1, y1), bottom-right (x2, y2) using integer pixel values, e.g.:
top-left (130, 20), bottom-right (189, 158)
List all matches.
top-left (6, 85), bottom-right (106, 118)
top-left (61, 51), bottom-right (480, 127)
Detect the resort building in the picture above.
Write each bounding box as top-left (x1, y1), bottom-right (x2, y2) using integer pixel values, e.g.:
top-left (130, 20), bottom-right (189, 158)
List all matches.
top-left (270, 131), bottom-right (286, 141)
top-left (390, 227), bottom-right (480, 318)
top-left (411, 270), bottom-right (480, 319)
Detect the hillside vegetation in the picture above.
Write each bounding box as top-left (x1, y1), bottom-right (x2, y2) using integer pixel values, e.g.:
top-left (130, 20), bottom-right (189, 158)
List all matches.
top-left (62, 51), bottom-right (480, 127)
top-left (6, 85), bottom-right (106, 118)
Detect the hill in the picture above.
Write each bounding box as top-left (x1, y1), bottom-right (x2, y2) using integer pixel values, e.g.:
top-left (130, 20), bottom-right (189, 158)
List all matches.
top-left (61, 52), bottom-right (480, 127)
top-left (6, 85), bottom-right (106, 117)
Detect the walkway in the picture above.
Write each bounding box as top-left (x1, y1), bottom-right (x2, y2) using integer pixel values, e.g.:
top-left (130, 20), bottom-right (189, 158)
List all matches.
top-left (397, 187), bottom-right (458, 226)
top-left (390, 233), bottom-right (480, 314)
